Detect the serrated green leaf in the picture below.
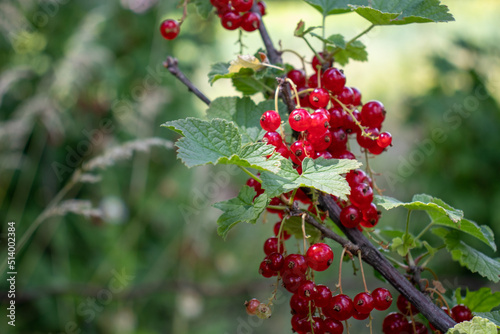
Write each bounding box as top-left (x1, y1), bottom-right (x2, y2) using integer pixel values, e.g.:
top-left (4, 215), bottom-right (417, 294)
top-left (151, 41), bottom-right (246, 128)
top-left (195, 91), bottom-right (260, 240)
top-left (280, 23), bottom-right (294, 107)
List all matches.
top-left (350, 0), bottom-right (454, 26)
top-left (162, 118), bottom-right (285, 172)
top-left (208, 63), bottom-right (255, 84)
top-left (443, 231), bottom-right (500, 283)
top-left (391, 233), bottom-right (417, 256)
top-left (206, 97), bottom-right (286, 144)
top-left (375, 194), bottom-right (495, 250)
top-left (333, 40), bottom-right (368, 66)
top-left (191, 0), bottom-right (213, 19)
top-left (303, 0), bottom-right (368, 16)
top-left (260, 157), bottom-right (361, 199)
top-left (455, 288), bottom-right (500, 313)
top-left (232, 77), bottom-right (261, 95)
top-left (282, 216), bottom-right (321, 242)
top-left (311, 33), bottom-right (347, 49)
top-left (473, 312), bottom-right (500, 327)
top-left (213, 186), bottom-right (269, 239)
top-left (446, 316), bottom-right (498, 334)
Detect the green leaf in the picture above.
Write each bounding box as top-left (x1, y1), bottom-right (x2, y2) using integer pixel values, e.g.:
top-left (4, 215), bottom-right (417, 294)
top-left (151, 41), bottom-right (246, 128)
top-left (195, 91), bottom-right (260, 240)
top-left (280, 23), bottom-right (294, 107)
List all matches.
top-left (162, 118), bottom-right (285, 173)
top-left (473, 312), bottom-right (500, 327)
top-left (191, 0), bottom-right (213, 19)
top-left (208, 62), bottom-right (230, 83)
top-left (303, 0), bottom-right (368, 16)
top-left (443, 231), bottom-right (500, 283)
top-left (350, 0), bottom-right (454, 26)
top-left (455, 288), bottom-right (500, 313)
top-left (206, 97), bottom-right (286, 144)
top-left (333, 40), bottom-right (368, 66)
top-left (311, 33), bottom-right (347, 49)
top-left (232, 77), bottom-right (262, 95)
top-left (375, 194), bottom-right (495, 250)
top-left (260, 157), bottom-right (361, 199)
top-left (391, 233), bottom-right (418, 256)
top-left (446, 316), bottom-right (498, 334)
top-left (282, 216), bottom-right (321, 242)
top-left (213, 186), bottom-right (269, 239)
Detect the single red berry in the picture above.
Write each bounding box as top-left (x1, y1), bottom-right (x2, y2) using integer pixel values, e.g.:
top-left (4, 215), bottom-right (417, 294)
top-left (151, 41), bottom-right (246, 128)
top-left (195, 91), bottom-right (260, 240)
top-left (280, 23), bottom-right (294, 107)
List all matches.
top-left (245, 298), bottom-right (260, 315)
top-left (266, 252), bottom-right (284, 271)
top-left (276, 144), bottom-right (291, 159)
top-left (325, 294), bottom-right (354, 321)
top-left (282, 253), bottom-right (308, 275)
top-left (232, 0), bottom-right (253, 12)
top-left (314, 285), bottom-right (332, 308)
top-left (309, 88), bottom-right (330, 109)
top-left (290, 293), bottom-right (315, 315)
top-left (361, 203), bottom-right (380, 228)
top-left (298, 87), bottom-right (312, 108)
top-left (263, 131), bottom-right (282, 147)
top-left (246, 177), bottom-right (263, 196)
top-left (259, 259), bottom-right (276, 278)
top-left (266, 196), bottom-right (282, 214)
top-left (327, 127), bottom-right (347, 153)
top-left (263, 237), bottom-right (283, 255)
top-left (241, 12), bottom-right (260, 32)
top-left (406, 321), bottom-right (429, 334)
top-left (310, 317), bottom-right (325, 334)
top-left (340, 205), bottom-right (362, 228)
top-left (312, 52), bottom-right (332, 72)
top-left (307, 73), bottom-right (321, 88)
top-left (287, 69), bottom-right (306, 88)
top-left (307, 129), bottom-right (332, 151)
top-left (306, 243), bottom-right (334, 271)
top-left (291, 314), bottom-right (310, 332)
top-left (352, 308), bottom-right (370, 320)
top-left (289, 108), bottom-right (311, 132)
top-left (396, 294), bottom-right (419, 316)
top-left (260, 110), bottom-right (281, 131)
top-left (290, 140), bottom-right (315, 163)
top-left (314, 150), bottom-right (333, 159)
top-left (159, 19), bottom-right (180, 40)
top-left (331, 149), bottom-right (356, 160)
top-left (354, 292), bottom-right (375, 314)
top-left (451, 305), bottom-right (473, 323)
top-left (214, 2), bottom-right (232, 16)
top-left (309, 108), bottom-right (330, 134)
top-left (382, 312), bottom-right (409, 334)
top-left (221, 11), bottom-right (241, 30)
top-left (273, 222), bottom-right (291, 240)
top-left (368, 143), bottom-right (385, 155)
top-left (349, 183), bottom-right (374, 209)
top-left (377, 131), bottom-right (392, 148)
top-left (361, 100), bottom-right (386, 128)
top-left (343, 109), bottom-right (362, 134)
top-left (333, 86), bottom-right (354, 107)
top-left (328, 107), bottom-right (344, 128)
top-left (323, 317), bottom-right (344, 334)
top-left (282, 272), bottom-right (306, 293)
top-left (322, 68), bottom-right (346, 95)
top-left (346, 169), bottom-right (372, 187)
top-left (257, 1), bottom-right (266, 16)
top-left (356, 127), bottom-right (380, 149)
top-left (297, 280), bottom-right (318, 300)
top-left (351, 87), bottom-right (362, 106)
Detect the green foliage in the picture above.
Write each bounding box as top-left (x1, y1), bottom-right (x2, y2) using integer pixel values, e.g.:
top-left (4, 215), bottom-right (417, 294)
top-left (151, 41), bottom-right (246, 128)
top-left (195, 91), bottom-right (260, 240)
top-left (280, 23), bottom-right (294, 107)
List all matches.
top-left (303, 0), bottom-right (366, 16)
top-left (213, 186), bottom-right (269, 239)
top-left (332, 40), bottom-right (368, 66)
top-left (446, 317), bottom-right (498, 334)
top-left (192, 0), bottom-right (214, 19)
top-left (455, 288), bottom-right (500, 312)
top-left (473, 312), bottom-right (500, 327)
top-left (283, 216), bottom-right (321, 241)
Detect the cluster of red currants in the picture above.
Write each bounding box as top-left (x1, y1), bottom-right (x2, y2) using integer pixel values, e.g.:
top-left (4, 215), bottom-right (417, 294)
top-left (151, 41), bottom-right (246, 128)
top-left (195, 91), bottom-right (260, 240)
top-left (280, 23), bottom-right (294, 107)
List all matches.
top-left (210, 0), bottom-right (266, 32)
top-left (383, 295), bottom-right (473, 333)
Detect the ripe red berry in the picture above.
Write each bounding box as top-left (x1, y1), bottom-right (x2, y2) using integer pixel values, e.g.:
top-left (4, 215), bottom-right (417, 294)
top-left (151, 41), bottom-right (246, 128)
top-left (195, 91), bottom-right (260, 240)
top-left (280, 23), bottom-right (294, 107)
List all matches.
top-left (257, 1), bottom-right (266, 16)
top-left (322, 68), bottom-right (346, 95)
top-left (340, 205), bottom-right (362, 228)
top-left (327, 127), bottom-right (347, 153)
top-left (221, 11), bottom-right (241, 30)
top-left (241, 12), bottom-right (260, 32)
top-left (159, 19), bottom-right (180, 40)
top-left (361, 100), bottom-right (386, 128)
top-left (259, 260), bottom-right (276, 278)
top-left (282, 253), bottom-right (308, 275)
top-left (356, 127), bottom-right (380, 149)
top-left (297, 280), bottom-right (318, 300)
top-left (263, 131), bottom-right (282, 147)
top-left (282, 272), bottom-right (306, 293)
top-left (377, 131), bottom-right (392, 148)
top-left (290, 140), bottom-right (314, 163)
top-left (361, 203), bottom-right (380, 228)
top-left (328, 107), bottom-right (344, 128)
top-left (273, 222), bottom-right (291, 240)
top-left (246, 177), bottom-right (263, 196)
top-left (323, 317), bottom-right (344, 334)
top-left (349, 183), bottom-right (374, 209)
top-left (290, 293), bottom-right (315, 315)
top-left (266, 252), bottom-right (284, 271)
top-left (451, 304), bottom-right (473, 323)
top-left (396, 294), bottom-right (419, 316)
top-left (263, 237), bottom-right (283, 255)
top-left (314, 150), bottom-right (333, 160)
top-left (382, 312), bottom-right (409, 334)
top-left (314, 285), bottom-right (332, 308)
top-left (352, 308), bottom-right (370, 320)
top-left (343, 109), bottom-right (362, 134)
top-left (307, 129), bottom-right (332, 151)
top-left (260, 110), bottom-right (281, 131)
top-left (354, 292), bottom-right (375, 314)
top-left (333, 86), bottom-right (354, 107)
top-left (232, 0), bottom-right (253, 12)
top-left (346, 169), bottom-right (371, 187)
top-left (287, 69), bottom-right (306, 87)
top-left (289, 108), bottom-right (311, 132)
top-left (310, 317), bottom-right (325, 333)
top-left (275, 144), bottom-right (291, 159)
top-left (312, 52), bottom-right (332, 72)
top-left (325, 294), bottom-right (354, 321)
top-left (309, 108), bottom-right (330, 135)
top-left (291, 314), bottom-right (309, 332)
top-left (351, 87), bottom-right (362, 106)
top-left (245, 298), bottom-right (260, 315)
top-left (331, 149), bottom-right (356, 160)
top-left (407, 321), bottom-right (429, 334)
top-left (368, 142), bottom-right (385, 155)
top-left (309, 88), bottom-right (330, 109)
top-left (306, 243), bottom-right (334, 271)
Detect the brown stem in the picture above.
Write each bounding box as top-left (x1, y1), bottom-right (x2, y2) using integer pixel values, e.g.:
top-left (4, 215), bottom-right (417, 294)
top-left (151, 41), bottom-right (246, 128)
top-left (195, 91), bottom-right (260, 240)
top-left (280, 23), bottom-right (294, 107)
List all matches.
top-left (163, 56), bottom-right (211, 106)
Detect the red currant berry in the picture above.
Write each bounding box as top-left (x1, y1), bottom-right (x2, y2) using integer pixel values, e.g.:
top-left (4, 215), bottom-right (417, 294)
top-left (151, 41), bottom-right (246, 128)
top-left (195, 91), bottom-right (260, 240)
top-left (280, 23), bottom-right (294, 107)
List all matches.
top-left (331, 149), bottom-right (356, 160)
top-left (290, 140), bottom-right (315, 163)
top-left (333, 86), bottom-right (354, 107)
top-left (290, 293), bottom-right (315, 315)
top-left (215, 2), bottom-right (232, 16)
top-left (267, 197), bottom-right (282, 214)
top-left (346, 169), bottom-right (372, 187)
top-left (221, 11), bottom-right (241, 30)
top-left (396, 294), bottom-right (419, 316)
top-left (259, 260), bottom-right (276, 278)
top-left (377, 131), bottom-right (392, 148)
top-left (289, 108), bottom-right (311, 132)
top-left (282, 253), bottom-right (308, 275)
top-left (232, 0), bottom-right (253, 12)
top-left (241, 12), bottom-right (260, 32)
top-left (327, 128), bottom-right (347, 153)
top-left (343, 109), bottom-right (362, 134)
top-left (257, 1), bottom-right (266, 16)
top-left (352, 308), bottom-right (370, 320)
top-left (361, 100), bottom-right (386, 128)
top-left (310, 317), bottom-right (325, 334)
top-left (297, 280), bottom-right (318, 300)
top-left (382, 312), bottom-right (409, 334)
top-left (276, 144), bottom-right (291, 159)
top-left (451, 305), bottom-right (473, 323)
top-left (263, 237), bottom-right (283, 255)
top-left (263, 131), bottom-right (282, 147)
top-left (323, 317), bottom-right (344, 334)
top-left (273, 222), bottom-right (291, 240)
top-left (326, 294), bottom-right (354, 321)
top-left (246, 177), bottom-right (263, 196)
top-left (307, 129), bottom-right (332, 151)
top-left (291, 314), bottom-right (310, 332)
top-left (287, 69), bottom-right (306, 88)
top-left (266, 252), bottom-right (284, 271)
top-left (361, 203), bottom-right (380, 228)
top-left (309, 88), bottom-right (330, 109)
top-left (159, 19), bottom-right (180, 40)
top-left (298, 87), bottom-right (312, 108)
top-left (349, 183), bottom-right (374, 209)
top-left (368, 143), bottom-right (385, 155)
top-left (245, 298), bottom-right (260, 315)
top-left (260, 110), bottom-right (281, 131)
top-left (314, 285), bottom-right (332, 308)
top-left (312, 52), bottom-right (332, 72)
top-left (282, 272), bottom-right (306, 293)
top-left (306, 243), bottom-right (334, 271)
top-left (407, 321), bottom-right (429, 334)
top-left (328, 107), bottom-right (344, 128)
top-left (322, 68), bottom-right (346, 95)
top-left (309, 108), bottom-right (330, 134)
top-left (354, 292), bottom-right (375, 314)
top-left (351, 87), bottom-right (362, 106)
top-left (340, 205), bottom-right (362, 228)
top-left (356, 127), bottom-right (380, 149)
top-left (314, 150), bottom-right (333, 159)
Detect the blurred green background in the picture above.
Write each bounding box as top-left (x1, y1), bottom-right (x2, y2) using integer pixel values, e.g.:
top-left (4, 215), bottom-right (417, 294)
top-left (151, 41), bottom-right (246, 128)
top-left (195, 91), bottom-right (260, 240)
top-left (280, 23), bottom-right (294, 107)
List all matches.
top-left (0, 0), bottom-right (499, 333)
